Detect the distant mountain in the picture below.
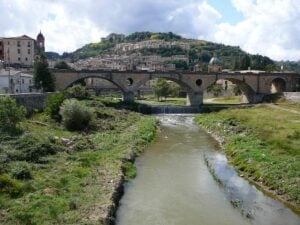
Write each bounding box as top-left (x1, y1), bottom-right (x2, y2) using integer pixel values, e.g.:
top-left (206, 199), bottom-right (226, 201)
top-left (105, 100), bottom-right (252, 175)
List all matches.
top-left (45, 51), bottom-right (61, 60)
top-left (46, 31), bottom-right (300, 73)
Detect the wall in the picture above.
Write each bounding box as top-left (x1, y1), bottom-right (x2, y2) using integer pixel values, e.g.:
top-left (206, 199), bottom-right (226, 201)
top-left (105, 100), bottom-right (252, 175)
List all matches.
top-left (283, 92), bottom-right (300, 103)
top-left (0, 93), bottom-right (50, 112)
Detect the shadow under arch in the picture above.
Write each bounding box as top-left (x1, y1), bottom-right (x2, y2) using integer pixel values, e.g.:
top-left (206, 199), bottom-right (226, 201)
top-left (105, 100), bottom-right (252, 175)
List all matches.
top-left (134, 74), bottom-right (202, 106)
top-left (205, 77), bottom-right (256, 104)
top-left (63, 75), bottom-right (126, 99)
top-left (271, 77), bottom-right (286, 93)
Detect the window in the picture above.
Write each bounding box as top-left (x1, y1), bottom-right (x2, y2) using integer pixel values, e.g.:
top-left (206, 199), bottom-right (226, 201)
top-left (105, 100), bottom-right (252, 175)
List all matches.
top-left (22, 79), bottom-right (24, 84)
top-left (18, 57), bottom-right (21, 61)
top-left (29, 79), bottom-right (32, 84)
top-left (7, 41), bottom-right (10, 45)
top-left (18, 49), bottom-right (21, 54)
top-left (28, 49), bottom-right (31, 54)
top-left (25, 57), bottom-right (28, 61)
top-left (17, 41), bottom-right (20, 47)
top-left (27, 41), bottom-right (31, 47)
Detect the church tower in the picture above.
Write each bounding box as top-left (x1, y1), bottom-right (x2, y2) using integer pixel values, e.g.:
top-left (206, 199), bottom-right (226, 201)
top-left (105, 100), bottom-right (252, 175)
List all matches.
top-left (36, 31), bottom-right (45, 54)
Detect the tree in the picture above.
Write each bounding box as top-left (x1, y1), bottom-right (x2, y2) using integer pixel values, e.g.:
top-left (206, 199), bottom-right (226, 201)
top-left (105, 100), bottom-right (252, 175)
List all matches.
top-left (240, 54), bottom-right (251, 70)
top-left (54, 61), bottom-right (71, 69)
top-left (34, 55), bottom-right (55, 92)
top-left (207, 83), bottom-right (222, 97)
top-left (0, 96), bottom-right (26, 134)
top-left (153, 79), bottom-right (171, 101)
top-left (152, 79), bottom-right (181, 101)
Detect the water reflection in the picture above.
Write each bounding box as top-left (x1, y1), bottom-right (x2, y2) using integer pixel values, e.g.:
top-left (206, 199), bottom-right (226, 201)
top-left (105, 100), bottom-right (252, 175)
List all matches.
top-left (116, 115), bottom-right (300, 225)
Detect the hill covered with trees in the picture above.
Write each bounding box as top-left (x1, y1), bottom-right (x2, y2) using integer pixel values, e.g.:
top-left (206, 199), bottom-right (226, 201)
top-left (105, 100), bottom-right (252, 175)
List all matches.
top-left (47, 31), bottom-right (300, 73)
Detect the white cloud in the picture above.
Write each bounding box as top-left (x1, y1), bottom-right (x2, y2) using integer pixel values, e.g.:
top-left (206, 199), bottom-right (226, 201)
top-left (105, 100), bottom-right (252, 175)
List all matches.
top-left (214, 0), bottom-right (300, 60)
top-left (0, 0), bottom-right (299, 60)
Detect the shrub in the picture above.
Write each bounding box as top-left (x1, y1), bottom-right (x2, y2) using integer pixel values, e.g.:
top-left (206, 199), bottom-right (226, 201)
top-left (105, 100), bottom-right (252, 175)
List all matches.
top-left (46, 92), bottom-right (66, 121)
top-left (0, 96), bottom-right (26, 134)
top-left (0, 174), bottom-right (24, 196)
top-left (65, 84), bottom-right (89, 100)
top-left (59, 99), bottom-right (93, 131)
top-left (10, 161), bottom-right (32, 180)
top-left (8, 134), bottom-right (64, 163)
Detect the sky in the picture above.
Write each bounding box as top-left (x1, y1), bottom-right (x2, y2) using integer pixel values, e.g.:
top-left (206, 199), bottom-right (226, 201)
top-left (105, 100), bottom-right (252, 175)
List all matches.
top-left (0, 0), bottom-right (299, 61)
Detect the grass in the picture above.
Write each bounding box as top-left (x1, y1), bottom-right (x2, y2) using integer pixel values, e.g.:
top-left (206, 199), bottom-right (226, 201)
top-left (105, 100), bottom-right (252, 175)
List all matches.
top-left (204, 96), bottom-right (243, 104)
top-left (0, 97), bottom-right (157, 225)
top-left (195, 103), bottom-right (300, 210)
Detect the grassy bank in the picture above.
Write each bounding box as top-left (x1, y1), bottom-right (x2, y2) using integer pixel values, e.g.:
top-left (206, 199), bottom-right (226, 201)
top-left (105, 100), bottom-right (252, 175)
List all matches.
top-left (0, 97), bottom-right (157, 225)
top-left (195, 103), bottom-right (300, 211)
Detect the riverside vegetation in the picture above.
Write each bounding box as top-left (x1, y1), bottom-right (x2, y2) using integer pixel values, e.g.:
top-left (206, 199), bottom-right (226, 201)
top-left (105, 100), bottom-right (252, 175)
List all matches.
top-left (0, 86), bottom-right (157, 225)
top-left (195, 103), bottom-right (300, 211)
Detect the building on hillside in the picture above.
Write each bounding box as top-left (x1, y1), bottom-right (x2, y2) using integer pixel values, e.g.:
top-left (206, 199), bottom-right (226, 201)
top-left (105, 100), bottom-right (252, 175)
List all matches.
top-left (193, 62), bottom-right (203, 72)
top-left (101, 33), bottom-right (125, 43)
top-left (0, 31), bottom-right (45, 68)
top-left (0, 68), bottom-right (33, 93)
top-left (208, 57), bottom-right (222, 72)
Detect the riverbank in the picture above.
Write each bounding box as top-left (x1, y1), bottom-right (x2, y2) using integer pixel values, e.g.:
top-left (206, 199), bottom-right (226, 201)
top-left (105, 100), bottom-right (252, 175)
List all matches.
top-left (0, 97), bottom-right (157, 225)
top-left (195, 103), bottom-right (300, 212)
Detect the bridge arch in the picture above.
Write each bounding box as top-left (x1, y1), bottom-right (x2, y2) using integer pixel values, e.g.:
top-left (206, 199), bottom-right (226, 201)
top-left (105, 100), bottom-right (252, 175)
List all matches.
top-left (205, 77), bottom-right (256, 103)
top-left (133, 74), bottom-right (203, 106)
top-left (271, 77), bottom-right (286, 93)
top-left (60, 73), bottom-right (131, 100)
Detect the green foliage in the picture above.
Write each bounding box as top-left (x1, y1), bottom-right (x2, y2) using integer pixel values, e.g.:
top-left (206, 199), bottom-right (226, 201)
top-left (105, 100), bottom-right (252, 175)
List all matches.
top-left (125, 32), bottom-right (152, 42)
top-left (59, 99), bottom-right (93, 131)
top-left (54, 61), bottom-right (71, 69)
top-left (166, 60), bottom-right (188, 70)
top-left (34, 54), bottom-right (55, 92)
top-left (138, 46), bottom-right (187, 57)
top-left (66, 42), bottom-right (115, 61)
top-left (9, 134), bottom-right (64, 163)
top-left (0, 174), bottom-right (24, 196)
top-left (123, 162), bottom-right (137, 181)
top-left (0, 96), bottom-right (26, 134)
top-left (0, 96), bottom-right (158, 224)
top-left (233, 85), bottom-right (242, 96)
top-left (152, 79), bottom-right (181, 101)
top-left (65, 84), bottom-right (89, 100)
top-left (207, 83), bottom-right (223, 96)
top-left (10, 161), bottom-right (32, 180)
top-left (240, 54), bottom-right (251, 70)
top-left (46, 92), bottom-right (66, 121)
top-left (195, 104), bottom-right (300, 206)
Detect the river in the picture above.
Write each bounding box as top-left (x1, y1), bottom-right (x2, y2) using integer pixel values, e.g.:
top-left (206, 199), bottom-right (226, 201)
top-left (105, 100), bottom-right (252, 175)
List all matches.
top-left (116, 115), bottom-right (300, 225)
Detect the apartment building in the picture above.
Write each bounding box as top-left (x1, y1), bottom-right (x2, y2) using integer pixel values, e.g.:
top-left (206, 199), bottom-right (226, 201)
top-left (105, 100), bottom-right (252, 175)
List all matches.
top-left (0, 32), bottom-right (45, 67)
top-left (0, 68), bottom-right (33, 93)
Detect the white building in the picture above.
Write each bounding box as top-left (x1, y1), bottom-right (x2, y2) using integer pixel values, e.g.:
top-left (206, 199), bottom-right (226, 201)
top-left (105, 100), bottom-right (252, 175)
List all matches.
top-left (0, 69), bottom-right (33, 93)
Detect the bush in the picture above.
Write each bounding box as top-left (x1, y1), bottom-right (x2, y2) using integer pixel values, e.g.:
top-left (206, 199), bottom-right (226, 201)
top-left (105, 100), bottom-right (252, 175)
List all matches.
top-left (10, 161), bottom-right (32, 180)
top-left (59, 99), bottom-right (93, 131)
top-left (65, 84), bottom-right (89, 100)
top-left (46, 92), bottom-right (66, 121)
top-left (0, 174), bottom-right (24, 196)
top-left (54, 61), bottom-right (71, 69)
top-left (0, 96), bottom-right (26, 134)
top-left (8, 134), bottom-right (64, 163)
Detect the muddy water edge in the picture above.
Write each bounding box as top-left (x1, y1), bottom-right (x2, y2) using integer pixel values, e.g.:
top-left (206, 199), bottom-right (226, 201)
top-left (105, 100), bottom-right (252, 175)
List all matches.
top-left (115, 115), bottom-right (300, 225)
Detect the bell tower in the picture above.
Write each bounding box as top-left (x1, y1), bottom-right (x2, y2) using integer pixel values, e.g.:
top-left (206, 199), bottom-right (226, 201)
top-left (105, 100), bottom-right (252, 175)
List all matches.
top-left (36, 31), bottom-right (45, 54)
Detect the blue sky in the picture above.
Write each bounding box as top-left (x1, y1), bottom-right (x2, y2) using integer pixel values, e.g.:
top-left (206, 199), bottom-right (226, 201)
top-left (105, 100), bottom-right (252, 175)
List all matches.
top-left (209, 0), bottom-right (243, 24)
top-left (0, 0), bottom-right (299, 61)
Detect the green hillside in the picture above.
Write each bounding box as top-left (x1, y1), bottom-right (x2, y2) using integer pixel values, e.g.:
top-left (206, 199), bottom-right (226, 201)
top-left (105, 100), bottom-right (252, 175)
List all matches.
top-left (49, 31), bottom-right (300, 72)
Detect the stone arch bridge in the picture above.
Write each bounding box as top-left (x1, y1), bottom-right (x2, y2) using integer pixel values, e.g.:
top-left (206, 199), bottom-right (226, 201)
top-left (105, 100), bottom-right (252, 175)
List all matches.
top-left (53, 70), bottom-right (300, 106)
